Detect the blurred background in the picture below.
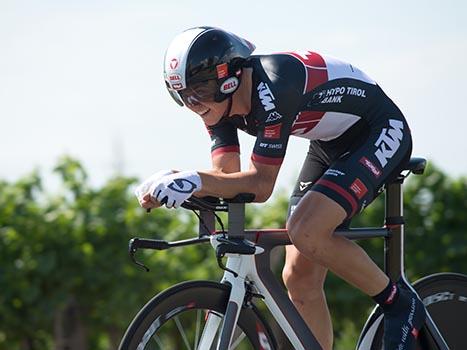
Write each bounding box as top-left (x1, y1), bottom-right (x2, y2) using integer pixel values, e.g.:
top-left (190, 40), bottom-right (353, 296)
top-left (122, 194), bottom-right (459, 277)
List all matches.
top-left (1, 0), bottom-right (466, 349)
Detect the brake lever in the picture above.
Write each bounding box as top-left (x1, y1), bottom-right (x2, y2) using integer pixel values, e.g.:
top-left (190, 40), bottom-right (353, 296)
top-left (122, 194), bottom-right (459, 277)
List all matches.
top-left (128, 239), bottom-right (150, 272)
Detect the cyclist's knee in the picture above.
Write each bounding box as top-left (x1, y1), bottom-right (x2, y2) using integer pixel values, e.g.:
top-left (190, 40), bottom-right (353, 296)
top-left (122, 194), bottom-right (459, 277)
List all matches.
top-left (283, 272), bottom-right (325, 304)
top-left (287, 192), bottom-right (346, 259)
top-left (282, 261), bottom-right (326, 299)
top-left (287, 218), bottom-right (331, 261)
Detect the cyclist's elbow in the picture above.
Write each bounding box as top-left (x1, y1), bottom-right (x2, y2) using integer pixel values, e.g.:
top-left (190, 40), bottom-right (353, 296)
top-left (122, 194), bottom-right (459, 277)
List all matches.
top-left (253, 184), bottom-right (273, 203)
top-left (248, 171), bottom-right (276, 203)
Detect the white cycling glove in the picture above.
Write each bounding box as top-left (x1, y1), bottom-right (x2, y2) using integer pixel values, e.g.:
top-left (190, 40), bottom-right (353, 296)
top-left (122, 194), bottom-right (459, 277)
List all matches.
top-left (152, 170), bottom-right (202, 209)
top-left (134, 169), bottom-right (174, 203)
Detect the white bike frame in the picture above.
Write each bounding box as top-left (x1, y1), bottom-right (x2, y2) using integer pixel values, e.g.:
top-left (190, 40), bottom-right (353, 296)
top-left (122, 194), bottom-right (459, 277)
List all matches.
top-left (206, 233), bottom-right (320, 350)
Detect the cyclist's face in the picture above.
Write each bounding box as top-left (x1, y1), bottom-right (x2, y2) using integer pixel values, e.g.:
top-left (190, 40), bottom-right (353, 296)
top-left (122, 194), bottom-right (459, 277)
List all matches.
top-left (187, 98), bottom-right (229, 126)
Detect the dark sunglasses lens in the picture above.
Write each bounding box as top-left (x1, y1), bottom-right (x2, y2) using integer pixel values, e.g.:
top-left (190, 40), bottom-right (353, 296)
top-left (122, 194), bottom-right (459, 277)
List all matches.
top-left (181, 80), bottom-right (218, 104)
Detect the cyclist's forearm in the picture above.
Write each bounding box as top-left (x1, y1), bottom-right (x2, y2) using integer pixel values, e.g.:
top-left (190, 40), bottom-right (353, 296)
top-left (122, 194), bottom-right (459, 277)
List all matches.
top-left (195, 169), bottom-right (272, 202)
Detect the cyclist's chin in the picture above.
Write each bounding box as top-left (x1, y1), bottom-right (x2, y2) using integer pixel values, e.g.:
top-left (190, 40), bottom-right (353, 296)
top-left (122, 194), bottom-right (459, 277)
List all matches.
top-left (201, 112), bottom-right (223, 126)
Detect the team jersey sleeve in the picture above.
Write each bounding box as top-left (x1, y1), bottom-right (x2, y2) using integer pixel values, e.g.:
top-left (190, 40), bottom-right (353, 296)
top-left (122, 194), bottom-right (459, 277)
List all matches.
top-left (206, 119), bottom-right (240, 157)
top-left (250, 56), bottom-right (305, 166)
top-left (251, 108), bottom-right (295, 165)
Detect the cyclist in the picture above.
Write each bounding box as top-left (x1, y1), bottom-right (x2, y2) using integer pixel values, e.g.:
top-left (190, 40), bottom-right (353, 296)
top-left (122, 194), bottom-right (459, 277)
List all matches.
top-left (135, 26), bottom-right (426, 350)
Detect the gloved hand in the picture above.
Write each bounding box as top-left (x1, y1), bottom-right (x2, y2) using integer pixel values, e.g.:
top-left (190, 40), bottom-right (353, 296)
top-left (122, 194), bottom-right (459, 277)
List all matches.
top-left (152, 170), bottom-right (202, 208)
top-left (134, 169), bottom-right (174, 205)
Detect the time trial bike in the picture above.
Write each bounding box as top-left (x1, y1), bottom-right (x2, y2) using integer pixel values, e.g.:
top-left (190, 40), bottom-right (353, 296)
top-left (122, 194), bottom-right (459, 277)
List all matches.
top-left (119, 157), bottom-right (467, 350)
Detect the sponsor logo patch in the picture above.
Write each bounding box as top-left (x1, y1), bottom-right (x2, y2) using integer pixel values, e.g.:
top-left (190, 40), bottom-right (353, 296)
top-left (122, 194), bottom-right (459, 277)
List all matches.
top-left (216, 63), bottom-right (228, 79)
top-left (169, 74), bottom-right (182, 81)
top-left (257, 82), bottom-right (276, 111)
top-left (167, 179), bottom-right (196, 193)
top-left (264, 123), bottom-right (281, 139)
top-left (374, 119), bottom-right (404, 167)
top-left (265, 111), bottom-right (282, 123)
top-left (299, 181), bottom-right (313, 191)
top-left (259, 142), bottom-right (282, 149)
top-left (169, 58), bottom-right (179, 70)
top-left (384, 284), bottom-right (398, 304)
top-left (171, 82), bottom-right (183, 90)
top-left (324, 169), bottom-right (345, 177)
top-left (359, 157), bottom-right (382, 178)
top-left (349, 178), bottom-right (368, 199)
top-left (220, 77), bottom-right (238, 94)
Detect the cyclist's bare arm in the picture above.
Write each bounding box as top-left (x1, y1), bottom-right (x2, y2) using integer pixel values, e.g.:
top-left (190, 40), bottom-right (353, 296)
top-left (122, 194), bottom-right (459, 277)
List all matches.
top-left (211, 152), bottom-right (240, 174)
top-left (195, 160), bottom-right (280, 203)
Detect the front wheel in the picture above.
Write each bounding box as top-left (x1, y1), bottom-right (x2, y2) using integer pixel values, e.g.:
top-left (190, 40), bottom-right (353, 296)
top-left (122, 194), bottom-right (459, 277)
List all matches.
top-left (360, 273), bottom-right (467, 350)
top-left (119, 280), bottom-right (276, 350)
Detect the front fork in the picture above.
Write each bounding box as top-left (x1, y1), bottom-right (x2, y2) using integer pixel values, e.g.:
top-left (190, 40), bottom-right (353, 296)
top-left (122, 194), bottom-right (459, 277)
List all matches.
top-left (197, 253), bottom-right (251, 350)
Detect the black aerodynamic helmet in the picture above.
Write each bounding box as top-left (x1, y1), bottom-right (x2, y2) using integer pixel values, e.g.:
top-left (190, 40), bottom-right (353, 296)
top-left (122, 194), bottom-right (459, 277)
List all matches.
top-left (163, 27), bottom-right (255, 107)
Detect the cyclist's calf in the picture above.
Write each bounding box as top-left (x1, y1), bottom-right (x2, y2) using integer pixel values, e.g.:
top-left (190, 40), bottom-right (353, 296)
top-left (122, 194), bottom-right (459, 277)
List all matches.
top-left (282, 245), bottom-right (334, 350)
top-left (282, 246), bottom-right (327, 300)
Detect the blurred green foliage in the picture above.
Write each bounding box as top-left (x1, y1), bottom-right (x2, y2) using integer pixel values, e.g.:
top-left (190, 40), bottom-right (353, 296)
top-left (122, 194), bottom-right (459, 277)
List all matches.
top-left (0, 157), bottom-right (465, 349)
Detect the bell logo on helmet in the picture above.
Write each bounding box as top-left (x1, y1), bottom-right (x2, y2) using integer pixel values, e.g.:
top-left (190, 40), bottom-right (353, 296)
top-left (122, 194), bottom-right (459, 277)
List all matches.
top-left (164, 27), bottom-right (255, 106)
top-left (169, 74), bottom-right (182, 82)
top-left (169, 58), bottom-right (179, 70)
top-left (220, 77), bottom-right (239, 94)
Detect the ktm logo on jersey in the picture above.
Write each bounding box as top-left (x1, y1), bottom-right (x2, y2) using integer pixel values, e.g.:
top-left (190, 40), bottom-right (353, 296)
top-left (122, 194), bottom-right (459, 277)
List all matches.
top-left (257, 82), bottom-right (276, 111)
top-left (374, 119), bottom-right (404, 167)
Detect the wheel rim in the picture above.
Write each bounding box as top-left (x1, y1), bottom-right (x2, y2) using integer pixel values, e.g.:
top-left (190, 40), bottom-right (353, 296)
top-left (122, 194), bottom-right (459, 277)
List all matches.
top-left (137, 307), bottom-right (256, 350)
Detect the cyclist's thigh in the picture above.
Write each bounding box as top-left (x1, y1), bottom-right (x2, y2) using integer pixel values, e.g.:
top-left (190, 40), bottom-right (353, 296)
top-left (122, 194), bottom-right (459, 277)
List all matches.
top-left (285, 142), bottom-right (332, 281)
top-left (287, 145), bottom-right (328, 219)
top-left (312, 106), bottom-right (412, 220)
top-left (288, 119), bottom-right (370, 227)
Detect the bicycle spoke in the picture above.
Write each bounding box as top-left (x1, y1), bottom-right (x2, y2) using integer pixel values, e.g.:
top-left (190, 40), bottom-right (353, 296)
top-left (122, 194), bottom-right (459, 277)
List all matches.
top-left (229, 330), bottom-right (246, 349)
top-left (121, 283), bottom-right (269, 350)
top-left (151, 333), bottom-right (165, 349)
top-left (194, 309), bottom-right (201, 350)
top-left (174, 315), bottom-right (192, 350)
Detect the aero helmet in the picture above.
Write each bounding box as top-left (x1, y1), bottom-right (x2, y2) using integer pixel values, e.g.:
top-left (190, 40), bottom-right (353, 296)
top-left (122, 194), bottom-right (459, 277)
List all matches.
top-left (164, 27), bottom-right (255, 107)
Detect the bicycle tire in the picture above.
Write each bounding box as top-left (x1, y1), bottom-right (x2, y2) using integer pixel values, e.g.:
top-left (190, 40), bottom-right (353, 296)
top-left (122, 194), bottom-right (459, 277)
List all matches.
top-left (118, 280), bottom-right (277, 350)
top-left (369, 273), bottom-right (467, 349)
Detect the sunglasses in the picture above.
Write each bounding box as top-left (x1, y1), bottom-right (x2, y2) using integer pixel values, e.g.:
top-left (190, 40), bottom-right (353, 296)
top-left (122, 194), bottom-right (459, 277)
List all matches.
top-left (166, 80), bottom-right (218, 107)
